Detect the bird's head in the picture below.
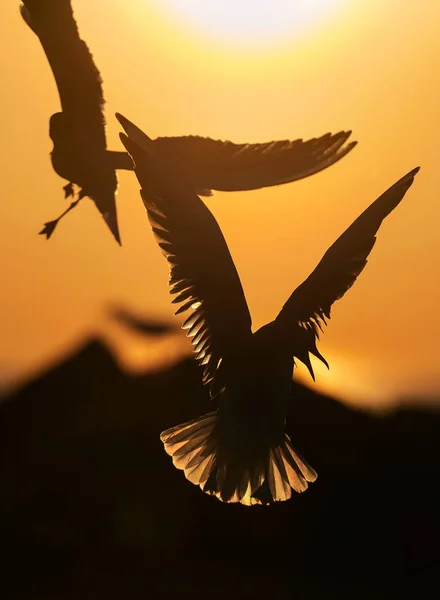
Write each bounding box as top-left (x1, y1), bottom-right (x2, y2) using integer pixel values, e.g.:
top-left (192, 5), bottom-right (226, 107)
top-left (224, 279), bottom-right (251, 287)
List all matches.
top-left (117, 113), bottom-right (193, 199)
top-left (115, 113), bottom-right (155, 160)
top-left (49, 112), bottom-right (66, 142)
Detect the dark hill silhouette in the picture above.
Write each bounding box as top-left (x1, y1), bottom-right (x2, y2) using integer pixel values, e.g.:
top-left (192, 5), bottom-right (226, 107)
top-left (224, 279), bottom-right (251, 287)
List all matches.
top-left (1, 338), bottom-right (439, 599)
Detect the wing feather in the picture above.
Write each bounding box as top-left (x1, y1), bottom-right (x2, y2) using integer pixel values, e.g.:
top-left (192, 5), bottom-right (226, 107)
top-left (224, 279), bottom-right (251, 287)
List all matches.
top-left (115, 114), bottom-right (356, 194)
top-left (119, 130), bottom-right (252, 394)
top-left (152, 131), bottom-right (357, 193)
top-left (21, 0), bottom-right (105, 140)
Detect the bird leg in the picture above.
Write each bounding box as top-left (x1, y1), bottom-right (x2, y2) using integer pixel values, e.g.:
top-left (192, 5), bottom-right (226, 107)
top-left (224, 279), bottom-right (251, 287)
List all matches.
top-left (39, 197), bottom-right (82, 239)
top-left (107, 150), bottom-right (134, 171)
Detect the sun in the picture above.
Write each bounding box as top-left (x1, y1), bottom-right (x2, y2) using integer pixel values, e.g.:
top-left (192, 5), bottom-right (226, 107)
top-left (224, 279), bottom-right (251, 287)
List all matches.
top-left (160, 0), bottom-right (348, 46)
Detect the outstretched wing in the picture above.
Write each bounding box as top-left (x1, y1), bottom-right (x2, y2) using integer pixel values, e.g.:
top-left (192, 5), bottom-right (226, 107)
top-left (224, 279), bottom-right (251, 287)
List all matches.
top-left (271, 167), bottom-right (420, 378)
top-left (21, 0), bottom-right (105, 140)
top-left (152, 131), bottom-right (357, 194)
top-left (118, 124), bottom-right (253, 395)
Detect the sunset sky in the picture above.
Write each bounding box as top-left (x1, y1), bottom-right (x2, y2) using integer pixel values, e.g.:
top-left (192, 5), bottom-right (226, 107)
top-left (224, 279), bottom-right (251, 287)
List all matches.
top-left (1, 1), bottom-right (439, 409)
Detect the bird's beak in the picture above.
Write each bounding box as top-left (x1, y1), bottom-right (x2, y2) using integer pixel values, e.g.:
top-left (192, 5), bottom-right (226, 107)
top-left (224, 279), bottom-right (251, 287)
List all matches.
top-left (115, 113), bottom-right (155, 155)
top-left (119, 133), bottom-right (153, 193)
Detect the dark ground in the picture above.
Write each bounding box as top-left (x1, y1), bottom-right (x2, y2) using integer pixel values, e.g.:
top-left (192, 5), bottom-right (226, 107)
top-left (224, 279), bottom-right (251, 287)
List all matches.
top-left (1, 337), bottom-right (439, 599)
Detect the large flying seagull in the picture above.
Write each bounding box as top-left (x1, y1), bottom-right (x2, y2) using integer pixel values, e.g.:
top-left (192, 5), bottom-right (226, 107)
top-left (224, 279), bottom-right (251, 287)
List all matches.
top-left (118, 113), bottom-right (419, 505)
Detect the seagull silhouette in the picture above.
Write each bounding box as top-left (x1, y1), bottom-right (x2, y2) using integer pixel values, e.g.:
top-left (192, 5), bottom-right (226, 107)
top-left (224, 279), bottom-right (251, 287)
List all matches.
top-left (21, 0), bottom-right (356, 243)
top-left (20, 0), bottom-right (131, 244)
top-left (108, 305), bottom-right (175, 337)
top-left (119, 115), bottom-right (419, 505)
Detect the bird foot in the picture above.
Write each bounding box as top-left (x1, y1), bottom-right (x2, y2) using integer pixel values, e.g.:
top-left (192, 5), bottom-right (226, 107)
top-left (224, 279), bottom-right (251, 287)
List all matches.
top-left (38, 198), bottom-right (81, 240)
top-left (39, 220), bottom-right (59, 239)
top-left (63, 182), bottom-right (75, 198)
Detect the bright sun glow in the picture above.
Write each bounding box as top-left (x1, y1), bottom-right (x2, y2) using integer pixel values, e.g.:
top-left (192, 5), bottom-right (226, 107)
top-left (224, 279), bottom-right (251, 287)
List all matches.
top-left (294, 351), bottom-right (393, 411)
top-left (161, 0), bottom-right (348, 45)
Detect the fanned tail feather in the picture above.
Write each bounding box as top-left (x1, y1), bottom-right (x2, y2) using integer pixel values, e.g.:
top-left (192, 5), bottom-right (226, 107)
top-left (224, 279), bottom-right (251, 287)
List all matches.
top-left (160, 412), bottom-right (317, 506)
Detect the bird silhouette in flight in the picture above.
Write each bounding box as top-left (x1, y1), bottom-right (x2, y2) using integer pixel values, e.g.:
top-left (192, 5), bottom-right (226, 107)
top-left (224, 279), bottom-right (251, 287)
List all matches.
top-left (20, 0), bottom-right (132, 244)
top-left (118, 114), bottom-right (418, 505)
top-left (21, 1), bottom-right (356, 243)
top-left (108, 305), bottom-right (176, 337)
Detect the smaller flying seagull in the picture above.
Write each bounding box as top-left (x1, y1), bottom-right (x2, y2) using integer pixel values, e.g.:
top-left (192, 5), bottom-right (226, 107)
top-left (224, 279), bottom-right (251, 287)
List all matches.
top-left (20, 0), bottom-right (131, 244)
top-left (119, 114), bottom-right (418, 505)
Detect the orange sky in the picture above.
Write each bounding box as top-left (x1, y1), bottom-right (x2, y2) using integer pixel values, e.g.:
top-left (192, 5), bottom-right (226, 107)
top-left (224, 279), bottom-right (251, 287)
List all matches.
top-left (1, 1), bottom-right (439, 409)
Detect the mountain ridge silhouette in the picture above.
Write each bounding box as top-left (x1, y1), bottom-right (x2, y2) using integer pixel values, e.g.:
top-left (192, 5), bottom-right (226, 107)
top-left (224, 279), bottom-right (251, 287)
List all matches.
top-left (1, 336), bottom-right (439, 597)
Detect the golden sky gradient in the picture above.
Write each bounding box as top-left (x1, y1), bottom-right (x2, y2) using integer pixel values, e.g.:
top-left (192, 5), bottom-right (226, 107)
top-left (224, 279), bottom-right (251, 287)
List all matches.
top-left (1, 1), bottom-right (439, 409)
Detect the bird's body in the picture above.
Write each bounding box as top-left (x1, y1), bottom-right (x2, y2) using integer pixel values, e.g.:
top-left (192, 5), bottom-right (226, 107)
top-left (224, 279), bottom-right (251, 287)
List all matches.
top-left (48, 111), bottom-right (122, 240)
top-left (118, 113), bottom-right (419, 505)
top-left (217, 325), bottom-right (293, 448)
